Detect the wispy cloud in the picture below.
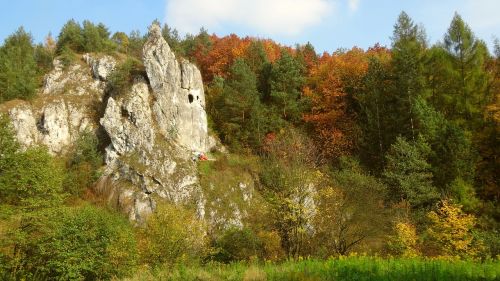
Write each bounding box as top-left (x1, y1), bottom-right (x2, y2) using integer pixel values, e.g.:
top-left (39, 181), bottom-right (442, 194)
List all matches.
top-left (165, 0), bottom-right (334, 36)
top-left (347, 0), bottom-right (360, 12)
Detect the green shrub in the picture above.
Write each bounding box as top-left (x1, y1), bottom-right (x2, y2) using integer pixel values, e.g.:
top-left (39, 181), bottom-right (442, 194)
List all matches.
top-left (107, 57), bottom-right (145, 97)
top-left (213, 227), bottom-right (262, 262)
top-left (63, 131), bottom-right (103, 196)
top-left (0, 115), bottom-right (19, 167)
top-left (58, 44), bottom-right (77, 68)
top-left (2, 205), bottom-right (137, 280)
top-left (0, 114), bottom-right (64, 209)
top-left (137, 203), bottom-right (208, 267)
top-left (0, 146), bottom-right (64, 209)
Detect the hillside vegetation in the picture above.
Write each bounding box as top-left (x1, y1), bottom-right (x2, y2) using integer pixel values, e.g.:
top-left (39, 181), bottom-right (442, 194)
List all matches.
top-left (0, 12), bottom-right (499, 280)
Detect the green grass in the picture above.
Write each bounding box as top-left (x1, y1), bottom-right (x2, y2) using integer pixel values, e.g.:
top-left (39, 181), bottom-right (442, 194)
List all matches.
top-left (123, 257), bottom-right (500, 281)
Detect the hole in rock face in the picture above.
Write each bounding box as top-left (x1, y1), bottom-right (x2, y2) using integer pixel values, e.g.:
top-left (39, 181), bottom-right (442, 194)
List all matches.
top-left (188, 94), bottom-right (194, 103)
top-left (197, 96), bottom-right (199, 100)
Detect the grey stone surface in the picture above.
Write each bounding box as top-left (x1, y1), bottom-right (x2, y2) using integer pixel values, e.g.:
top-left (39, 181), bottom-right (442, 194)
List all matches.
top-left (143, 22), bottom-right (208, 152)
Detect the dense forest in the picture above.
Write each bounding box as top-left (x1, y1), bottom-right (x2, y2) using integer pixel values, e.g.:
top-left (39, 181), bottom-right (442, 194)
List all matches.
top-left (0, 11), bottom-right (499, 280)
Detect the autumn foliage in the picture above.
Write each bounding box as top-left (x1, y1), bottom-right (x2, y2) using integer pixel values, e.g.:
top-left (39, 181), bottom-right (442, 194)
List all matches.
top-left (303, 48), bottom-right (368, 159)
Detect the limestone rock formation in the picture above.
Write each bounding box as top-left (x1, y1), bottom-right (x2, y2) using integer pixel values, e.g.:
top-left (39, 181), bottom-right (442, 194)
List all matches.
top-left (2, 22), bottom-right (254, 226)
top-left (42, 58), bottom-right (104, 96)
top-left (2, 55), bottom-right (101, 154)
top-left (98, 23), bottom-right (211, 222)
top-left (143, 23), bottom-right (208, 152)
top-left (99, 76), bottom-right (205, 222)
top-left (4, 99), bottom-right (95, 154)
top-left (83, 53), bottom-right (117, 81)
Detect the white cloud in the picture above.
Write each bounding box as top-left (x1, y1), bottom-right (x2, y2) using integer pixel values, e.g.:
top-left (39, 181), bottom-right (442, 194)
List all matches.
top-left (165, 0), bottom-right (334, 36)
top-left (347, 0), bottom-right (360, 12)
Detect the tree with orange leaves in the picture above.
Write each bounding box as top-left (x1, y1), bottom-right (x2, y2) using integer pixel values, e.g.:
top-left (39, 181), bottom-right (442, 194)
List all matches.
top-left (195, 34), bottom-right (251, 82)
top-left (304, 48), bottom-right (369, 161)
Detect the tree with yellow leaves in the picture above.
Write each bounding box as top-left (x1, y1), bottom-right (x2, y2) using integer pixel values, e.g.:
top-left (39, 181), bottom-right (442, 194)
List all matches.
top-left (425, 199), bottom-right (483, 259)
top-left (388, 221), bottom-right (420, 258)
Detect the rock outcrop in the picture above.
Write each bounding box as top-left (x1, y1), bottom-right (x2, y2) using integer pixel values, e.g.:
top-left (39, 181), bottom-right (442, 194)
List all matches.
top-left (2, 54), bottom-right (111, 154)
top-left (1, 22), bottom-right (255, 226)
top-left (83, 54), bottom-right (116, 81)
top-left (94, 23), bottom-right (210, 222)
top-left (143, 23), bottom-right (208, 152)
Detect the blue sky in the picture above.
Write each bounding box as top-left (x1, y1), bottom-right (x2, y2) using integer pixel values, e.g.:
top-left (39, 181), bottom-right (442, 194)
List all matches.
top-left (0, 0), bottom-right (499, 53)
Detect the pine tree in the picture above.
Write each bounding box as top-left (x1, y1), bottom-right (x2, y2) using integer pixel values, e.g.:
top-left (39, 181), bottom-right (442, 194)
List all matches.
top-left (0, 27), bottom-right (39, 102)
top-left (56, 19), bottom-right (84, 53)
top-left (414, 98), bottom-right (475, 190)
top-left (213, 59), bottom-right (267, 150)
top-left (390, 11), bottom-right (427, 141)
top-left (383, 137), bottom-right (439, 209)
top-left (356, 57), bottom-right (393, 170)
top-left (268, 50), bottom-right (306, 123)
top-left (162, 23), bottom-right (182, 55)
top-left (440, 13), bottom-right (489, 126)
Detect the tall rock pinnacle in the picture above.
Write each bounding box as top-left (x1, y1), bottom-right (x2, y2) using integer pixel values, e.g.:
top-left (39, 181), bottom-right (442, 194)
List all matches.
top-left (143, 22), bottom-right (208, 152)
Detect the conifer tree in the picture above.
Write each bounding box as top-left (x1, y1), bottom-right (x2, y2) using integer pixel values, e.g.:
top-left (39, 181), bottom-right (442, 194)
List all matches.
top-left (0, 27), bottom-right (38, 102)
top-left (268, 50), bottom-right (306, 123)
top-left (390, 11), bottom-right (428, 141)
top-left (439, 13), bottom-right (489, 127)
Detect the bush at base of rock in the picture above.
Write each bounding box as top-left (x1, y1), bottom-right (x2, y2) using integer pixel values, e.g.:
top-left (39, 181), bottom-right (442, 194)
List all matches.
top-left (137, 203), bottom-right (208, 267)
top-left (63, 131), bottom-right (104, 197)
top-left (212, 227), bottom-right (263, 263)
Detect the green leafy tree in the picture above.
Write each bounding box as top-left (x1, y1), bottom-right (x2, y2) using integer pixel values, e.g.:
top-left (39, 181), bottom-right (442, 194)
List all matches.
top-left (107, 57), bottom-right (144, 97)
top-left (162, 23), bottom-right (182, 55)
top-left (127, 30), bottom-right (146, 59)
top-left (111, 31), bottom-right (129, 53)
top-left (295, 42), bottom-right (318, 75)
top-left (82, 21), bottom-right (116, 53)
top-left (182, 27), bottom-right (213, 66)
top-left (33, 33), bottom-right (56, 73)
top-left (0, 27), bottom-right (39, 102)
top-left (214, 228), bottom-right (262, 262)
top-left (356, 57), bottom-right (393, 170)
top-left (243, 41), bottom-right (271, 95)
top-left (0, 115), bottom-right (19, 168)
top-left (3, 205), bottom-right (137, 280)
top-left (137, 203), bottom-right (207, 266)
top-left (0, 146), bottom-right (64, 209)
top-left (414, 98), bottom-right (476, 190)
top-left (0, 116), bottom-right (64, 208)
top-left (314, 158), bottom-right (390, 256)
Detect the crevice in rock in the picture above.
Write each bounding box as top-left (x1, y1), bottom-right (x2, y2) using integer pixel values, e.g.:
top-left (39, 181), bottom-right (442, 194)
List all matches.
top-left (36, 114), bottom-right (49, 135)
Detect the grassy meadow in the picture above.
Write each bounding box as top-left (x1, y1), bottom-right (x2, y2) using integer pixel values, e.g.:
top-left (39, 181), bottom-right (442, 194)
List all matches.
top-left (123, 257), bottom-right (500, 281)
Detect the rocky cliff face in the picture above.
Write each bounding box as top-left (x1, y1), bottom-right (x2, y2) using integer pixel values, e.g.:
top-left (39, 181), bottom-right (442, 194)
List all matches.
top-left (143, 23), bottom-right (208, 152)
top-left (98, 23), bottom-right (210, 222)
top-left (1, 54), bottom-right (108, 154)
top-left (1, 22), bottom-right (252, 226)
